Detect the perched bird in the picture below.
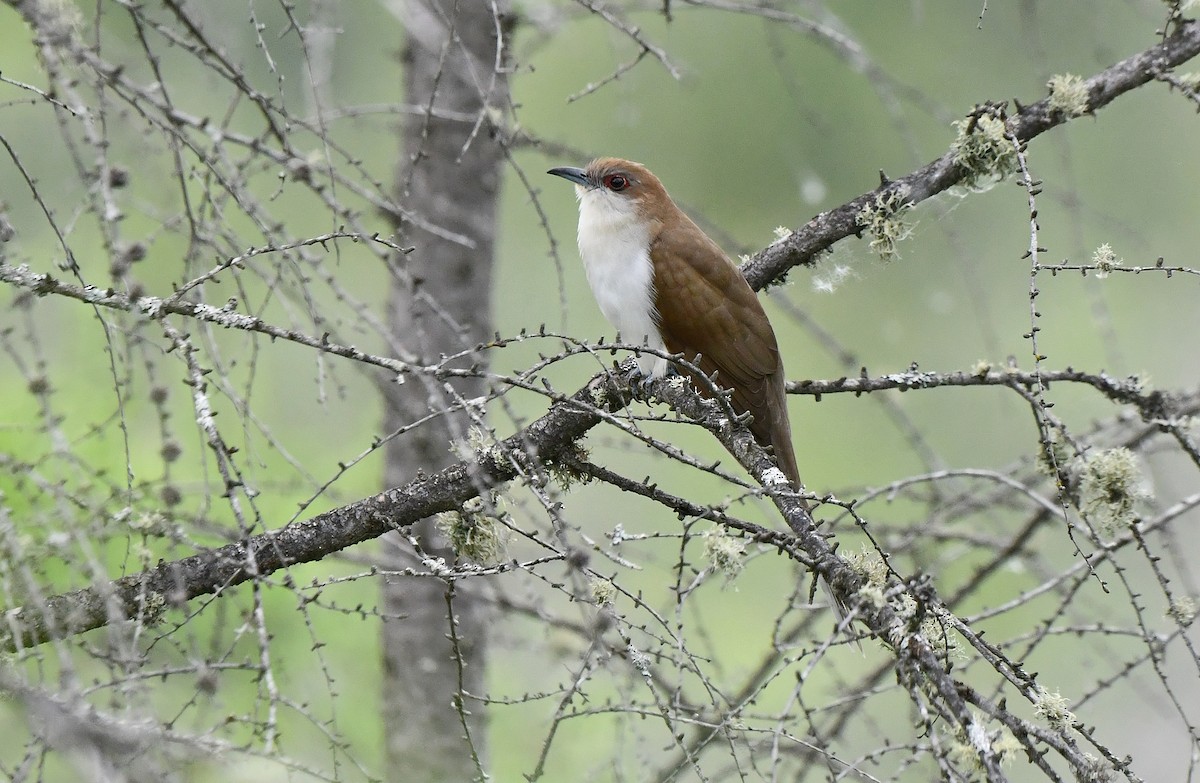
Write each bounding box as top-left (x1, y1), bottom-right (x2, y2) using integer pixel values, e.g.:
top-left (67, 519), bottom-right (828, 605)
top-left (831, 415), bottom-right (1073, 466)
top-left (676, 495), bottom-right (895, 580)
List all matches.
top-left (549, 159), bottom-right (857, 637)
top-left (547, 157), bottom-right (800, 487)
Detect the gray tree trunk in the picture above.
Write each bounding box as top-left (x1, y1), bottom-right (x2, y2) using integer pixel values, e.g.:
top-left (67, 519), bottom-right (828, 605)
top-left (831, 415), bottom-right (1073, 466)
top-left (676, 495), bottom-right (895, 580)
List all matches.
top-left (381, 2), bottom-right (511, 780)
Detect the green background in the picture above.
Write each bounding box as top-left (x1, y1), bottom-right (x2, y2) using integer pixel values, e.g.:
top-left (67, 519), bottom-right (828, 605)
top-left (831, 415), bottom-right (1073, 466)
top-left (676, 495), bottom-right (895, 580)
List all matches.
top-left (1, 1), bottom-right (1197, 780)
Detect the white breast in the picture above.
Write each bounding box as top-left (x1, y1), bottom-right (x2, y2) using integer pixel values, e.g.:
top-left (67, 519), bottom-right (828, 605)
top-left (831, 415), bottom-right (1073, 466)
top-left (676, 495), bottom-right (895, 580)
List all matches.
top-left (575, 187), bottom-right (667, 378)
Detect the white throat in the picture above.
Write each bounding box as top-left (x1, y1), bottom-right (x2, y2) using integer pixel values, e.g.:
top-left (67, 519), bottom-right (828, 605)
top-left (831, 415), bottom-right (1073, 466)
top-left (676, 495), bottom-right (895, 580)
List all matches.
top-left (574, 187), bottom-right (667, 378)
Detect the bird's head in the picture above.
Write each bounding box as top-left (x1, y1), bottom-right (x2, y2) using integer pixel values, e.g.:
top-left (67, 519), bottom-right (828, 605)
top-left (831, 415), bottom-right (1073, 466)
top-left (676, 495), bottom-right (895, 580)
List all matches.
top-left (548, 157), bottom-right (673, 227)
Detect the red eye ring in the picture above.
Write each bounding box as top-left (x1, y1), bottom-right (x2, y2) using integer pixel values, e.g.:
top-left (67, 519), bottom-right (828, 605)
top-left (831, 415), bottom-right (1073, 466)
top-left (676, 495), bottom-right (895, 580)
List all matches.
top-left (604, 174), bottom-right (629, 191)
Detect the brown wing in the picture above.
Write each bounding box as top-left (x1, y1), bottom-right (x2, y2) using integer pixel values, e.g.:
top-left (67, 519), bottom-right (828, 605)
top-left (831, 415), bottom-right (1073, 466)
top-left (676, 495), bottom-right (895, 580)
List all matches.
top-left (650, 218), bottom-right (800, 486)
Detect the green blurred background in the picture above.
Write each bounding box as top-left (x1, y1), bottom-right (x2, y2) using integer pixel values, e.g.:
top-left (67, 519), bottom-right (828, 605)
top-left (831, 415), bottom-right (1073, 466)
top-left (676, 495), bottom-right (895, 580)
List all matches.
top-left (1, 0), bottom-right (1198, 780)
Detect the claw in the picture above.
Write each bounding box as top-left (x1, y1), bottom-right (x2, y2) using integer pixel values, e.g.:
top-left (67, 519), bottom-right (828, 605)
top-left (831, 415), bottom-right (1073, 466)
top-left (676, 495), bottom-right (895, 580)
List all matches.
top-left (622, 363), bottom-right (654, 397)
top-left (621, 360), bottom-right (677, 399)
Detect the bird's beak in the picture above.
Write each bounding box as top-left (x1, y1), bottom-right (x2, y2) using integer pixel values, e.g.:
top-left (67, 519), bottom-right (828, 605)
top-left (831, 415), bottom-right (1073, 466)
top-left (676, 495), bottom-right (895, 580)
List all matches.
top-left (547, 166), bottom-right (591, 188)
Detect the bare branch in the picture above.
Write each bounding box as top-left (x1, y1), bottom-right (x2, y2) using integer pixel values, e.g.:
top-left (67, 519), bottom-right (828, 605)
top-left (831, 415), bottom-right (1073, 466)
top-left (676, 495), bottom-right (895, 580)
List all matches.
top-left (743, 18), bottom-right (1200, 289)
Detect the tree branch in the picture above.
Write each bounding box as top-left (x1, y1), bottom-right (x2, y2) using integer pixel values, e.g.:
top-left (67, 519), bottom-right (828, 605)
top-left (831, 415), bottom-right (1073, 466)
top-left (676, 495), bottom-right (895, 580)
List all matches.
top-left (1, 371), bottom-right (628, 650)
top-left (5, 23), bottom-right (1200, 692)
top-left (743, 17), bottom-right (1200, 289)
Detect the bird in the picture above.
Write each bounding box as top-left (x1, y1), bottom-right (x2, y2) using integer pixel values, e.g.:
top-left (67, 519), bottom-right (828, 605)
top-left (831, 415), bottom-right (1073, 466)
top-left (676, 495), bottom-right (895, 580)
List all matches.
top-left (547, 157), bottom-right (800, 488)
top-left (548, 159), bottom-right (859, 638)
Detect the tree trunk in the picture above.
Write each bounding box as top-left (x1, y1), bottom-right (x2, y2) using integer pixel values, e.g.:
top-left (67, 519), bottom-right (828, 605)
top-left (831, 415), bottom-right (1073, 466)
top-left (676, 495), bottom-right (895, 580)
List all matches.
top-left (381, 2), bottom-right (511, 780)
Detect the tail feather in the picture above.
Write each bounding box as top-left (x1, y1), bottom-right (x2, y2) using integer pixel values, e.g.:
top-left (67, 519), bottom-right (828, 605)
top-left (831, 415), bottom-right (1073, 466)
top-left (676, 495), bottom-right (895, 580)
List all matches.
top-left (764, 367), bottom-right (800, 486)
top-left (819, 575), bottom-right (861, 649)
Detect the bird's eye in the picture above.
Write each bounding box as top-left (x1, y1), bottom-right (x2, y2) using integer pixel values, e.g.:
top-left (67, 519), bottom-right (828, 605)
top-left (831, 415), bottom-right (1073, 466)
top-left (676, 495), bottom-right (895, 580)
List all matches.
top-left (604, 174), bottom-right (628, 191)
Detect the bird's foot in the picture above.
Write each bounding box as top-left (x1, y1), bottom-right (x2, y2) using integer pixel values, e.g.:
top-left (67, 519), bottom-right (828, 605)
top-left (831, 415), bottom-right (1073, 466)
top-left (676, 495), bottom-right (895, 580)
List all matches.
top-left (621, 363), bottom-right (654, 399)
top-left (621, 361), bottom-right (678, 400)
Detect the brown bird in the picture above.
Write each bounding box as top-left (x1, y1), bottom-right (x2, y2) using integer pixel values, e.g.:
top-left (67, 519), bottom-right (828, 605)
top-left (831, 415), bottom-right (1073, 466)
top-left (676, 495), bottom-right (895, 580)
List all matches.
top-left (547, 157), bottom-right (800, 487)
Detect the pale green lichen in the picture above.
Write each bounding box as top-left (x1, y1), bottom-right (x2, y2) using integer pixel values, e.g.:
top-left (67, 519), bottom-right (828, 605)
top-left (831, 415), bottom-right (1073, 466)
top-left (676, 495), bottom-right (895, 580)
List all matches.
top-left (844, 545), bottom-right (888, 588)
top-left (971, 360), bottom-right (994, 377)
top-left (858, 584), bottom-right (887, 610)
top-left (666, 375), bottom-right (689, 393)
top-left (1091, 243), bottom-right (1121, 279)
top-left (893, 593), bottom-right (918, 622)
top-left (128, 511), bottom-right (167, 536)
top-left (1033, 688), bottom-right (1076, 732)
top-left (947, 734), bottom-right (984, 773)
top-left (921, 616), bottom-right (966, 662)
top-left (1166, 596), bottom-right (1198, 626)
top-left (140, 591), bottom-right (167, 627)
top-left (855, 189), bottom-right (913, 261)
top-left (591, 578), bottom-right (616, 607)
top-left (951, 113), bottom-right (1019, 184)
top-left (543, 444), bottom-right (592, 491)
top-left (702, 527), bottom-right (746, 581)
top-left (449, 425), bottom-right (498, 462)
top-left (843, 545), bottom-right (894, 612)
top-left (1079, 447), bottom-right (1149, 533)
top-left (436, 497), bottom-right (504, 564)
top-left (884, 593), bottom-right (919, 650)
top-left (946, 714), bottom-right (1020, 773)
top-left (1047, 73), bottom-right (1089, 117)
top-left (993, 730), bottom-right (1022, 766)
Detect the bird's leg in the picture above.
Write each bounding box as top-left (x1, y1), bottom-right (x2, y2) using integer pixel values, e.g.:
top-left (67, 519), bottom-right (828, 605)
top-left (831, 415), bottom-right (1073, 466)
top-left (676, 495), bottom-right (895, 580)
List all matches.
top-left (619, 356), bottom-right (679, 401)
